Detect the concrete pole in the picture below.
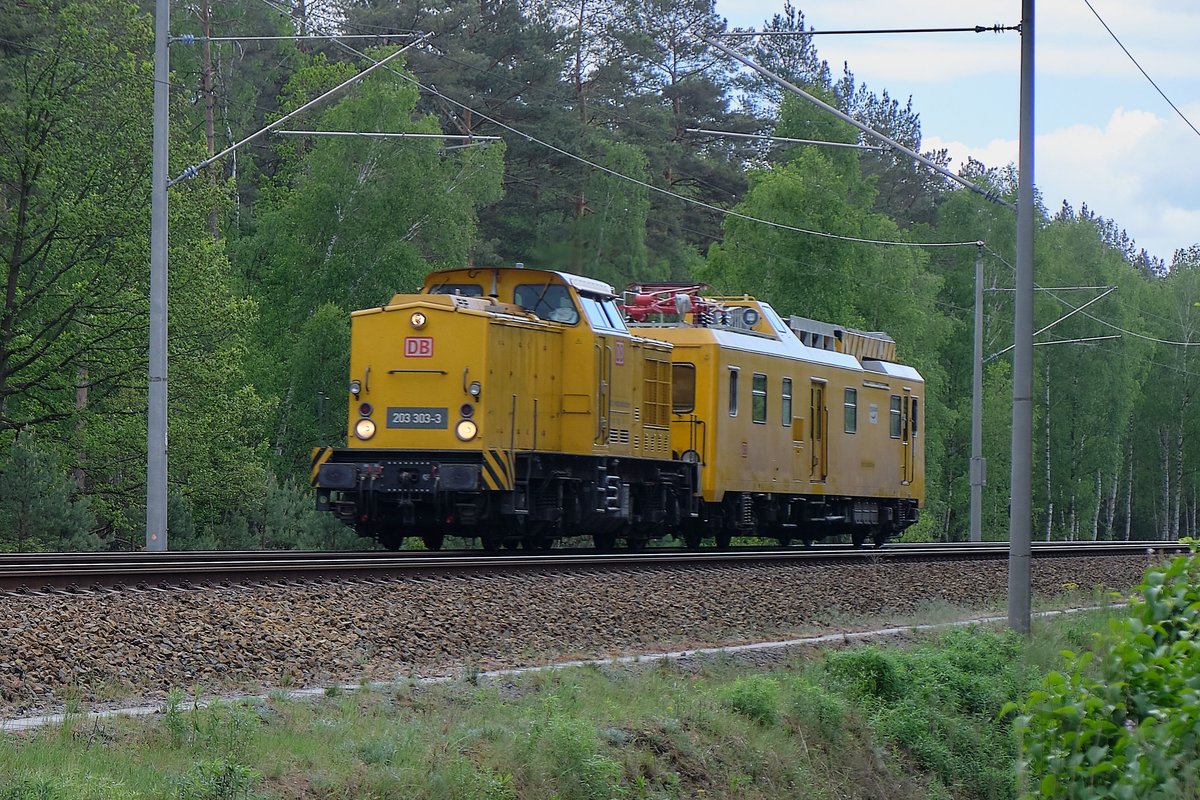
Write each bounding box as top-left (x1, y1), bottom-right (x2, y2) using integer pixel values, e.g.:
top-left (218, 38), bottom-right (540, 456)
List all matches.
top-left (970, 243), bottom-right (985, 542)
top-left (147, 0), bottom-right (169, 550)
top-left (1008, 0), bottom-right (1035, 633)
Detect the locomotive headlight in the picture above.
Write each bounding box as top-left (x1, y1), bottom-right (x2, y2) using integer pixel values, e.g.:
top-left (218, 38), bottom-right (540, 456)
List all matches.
top-left (349, 379), bottom-right (361, 399)
top-left (455, 419), bottom-right (478, 441)
top-left (468, 380), bottom-right (482, 399)
top-left (410, 311), bottom-right (427, 329)
top-left (354, 417), bottom-right (377, 440)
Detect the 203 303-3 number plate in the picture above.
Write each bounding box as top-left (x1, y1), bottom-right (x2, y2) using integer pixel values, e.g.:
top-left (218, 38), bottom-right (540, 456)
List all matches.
top-left (386, 407), bottom-right (448, 429)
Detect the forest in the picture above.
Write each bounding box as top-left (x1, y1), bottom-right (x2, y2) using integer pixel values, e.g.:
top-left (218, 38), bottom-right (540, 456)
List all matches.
top-left (1, 0), bottom-right (1197, 551)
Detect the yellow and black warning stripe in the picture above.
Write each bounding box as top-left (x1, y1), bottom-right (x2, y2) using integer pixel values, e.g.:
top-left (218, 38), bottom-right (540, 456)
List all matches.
top-left (482, 449), bottom-right (514, 491)
top-left (310, 446), bottom-right (334, 485)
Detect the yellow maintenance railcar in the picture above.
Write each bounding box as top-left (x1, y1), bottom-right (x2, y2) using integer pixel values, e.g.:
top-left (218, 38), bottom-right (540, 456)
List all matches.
top-left (624, 285), bottom-right (923, 548)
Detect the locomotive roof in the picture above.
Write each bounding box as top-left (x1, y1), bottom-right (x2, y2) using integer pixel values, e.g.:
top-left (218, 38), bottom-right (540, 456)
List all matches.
top-left (424, 267), bottom-right (618, 298)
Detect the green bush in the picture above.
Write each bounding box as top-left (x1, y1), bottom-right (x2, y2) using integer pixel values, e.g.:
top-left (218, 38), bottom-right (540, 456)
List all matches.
top-left (0, 779), bottom-right (64, 800)
top-left (174, 759), bottom-right (258, 800)
top-left (0, 430), bottom-right (97, 552)
top-left (1010, 549), bottom-right (1200, 799)
top-left (719, 674), bottom-right (782, 725)
top-left (785, 677), bottom-right (850, 742)
top-left (825, 646), bottom-right (903, 703)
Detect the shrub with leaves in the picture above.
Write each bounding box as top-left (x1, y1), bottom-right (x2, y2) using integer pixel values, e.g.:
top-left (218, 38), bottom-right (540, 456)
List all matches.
top-left (718, 674), bottom-right (782, 725)
top-left (0, 430), bottom-right (97, 551)
top-left (1010, 548), bottom-right (1200, 798)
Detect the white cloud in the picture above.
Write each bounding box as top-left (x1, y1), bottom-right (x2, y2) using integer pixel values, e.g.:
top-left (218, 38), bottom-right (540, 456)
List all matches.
top-left (717, 0), bottom-right (1200, 82)
top-left (926, 107), bottom-right (1200, 263)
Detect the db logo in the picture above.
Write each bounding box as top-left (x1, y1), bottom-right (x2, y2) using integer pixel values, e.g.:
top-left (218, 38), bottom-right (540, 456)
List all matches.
top-left (614, 341), bottom-right (625, 366)
top-left (404, 337), bottom-right (434, 357)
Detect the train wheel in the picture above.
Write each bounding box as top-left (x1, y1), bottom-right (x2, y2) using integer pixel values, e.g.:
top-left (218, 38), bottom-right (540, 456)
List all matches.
top-left (776, 535), bottom-right (792, 548)
top-left (593, 531), bottom-right (616, 551)
top-left (851, 531), bottom-right (867, 549)
top-left (523, 535), bottom-right (553, 551)
top-left (480, 534), bottom-right (501, 552)
top-left (872, 527), bottom-right (888, 548)
top-left (421, 532), bottom-right (445, 551)
top-left (683, 531), bottom-right (702, 550)
top-left (715, 531), bottom-right (732, 549)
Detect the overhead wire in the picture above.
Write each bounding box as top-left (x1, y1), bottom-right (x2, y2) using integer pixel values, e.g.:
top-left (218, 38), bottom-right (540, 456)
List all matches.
top-left (985, 245), bottom-right (1200, 347)
top-left (1080, 0), bottom-right (1200, 139)
top-left (250, 0), bottom-right (981, 250)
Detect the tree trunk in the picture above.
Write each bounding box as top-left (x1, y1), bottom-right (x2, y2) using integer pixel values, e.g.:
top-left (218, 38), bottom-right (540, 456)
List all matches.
top-left (1123, 437), bottom-right (1133, 540)
top-left (1172, 425), bottom-right (1184, 539)
top-left (1044, 359), bottom-right (1052, 541)
top-left (202, 0), bottom-right (218, 238)
top-left (73, 366), bottom-right (87, 491)
top-left (1105, 460), bottom-right (1119, 540)
top-left (1159, 425), bottom-right (1171, 540)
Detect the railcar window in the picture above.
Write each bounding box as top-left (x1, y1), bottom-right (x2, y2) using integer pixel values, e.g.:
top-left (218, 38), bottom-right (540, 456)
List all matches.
top-left (912, 397), bottom-right (919, 435)
top-left (752, 374), bottom-right (767, 423)
top-left (515, 283), bottom-right (579, 324)
top-left (782, 378), bottom-right (793, 427)
top-left (672, 363), bottom-right (696, 413)
top-left (428, 283), bottom-right (483, 296)
top-left (729, 368), bottom-right (739, 416)
top-left (844, 388), bottom-right (858, 433)
top-left (890, 395), bottom-right (902, 438)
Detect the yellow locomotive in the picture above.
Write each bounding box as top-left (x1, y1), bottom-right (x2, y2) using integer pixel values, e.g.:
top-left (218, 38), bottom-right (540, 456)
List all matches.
top-left (311, 266), bottom-right (696, 550)
top-left (311, 266), bottom-right (923, 550)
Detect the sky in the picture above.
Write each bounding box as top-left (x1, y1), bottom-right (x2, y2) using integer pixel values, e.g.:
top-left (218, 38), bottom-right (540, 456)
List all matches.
top-left (713, 0), bottom-right (1200, 265)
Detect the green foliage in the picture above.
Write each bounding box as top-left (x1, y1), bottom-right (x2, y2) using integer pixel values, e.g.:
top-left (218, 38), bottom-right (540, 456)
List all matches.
top-left (523, 704), bottom-right (626, 800)
top-left (1013, 551), bottom-right (1200, 798)
top-left (174, 759), bottom-right (258, 800)
top-left (784, 677), bottom-right (850, 743)
top-left (717, 674), bottom-right (782, 725)
top-left (824, 630), bottom-right (1033, 798)
top-left (0, 431), bottom-right (97, 551)
top-left (825, 646), bottom-right (904, 703)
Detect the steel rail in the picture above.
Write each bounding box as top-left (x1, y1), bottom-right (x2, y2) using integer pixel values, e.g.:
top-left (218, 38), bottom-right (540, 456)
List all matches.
top-left (0, 541), bottom-right (1183, 593)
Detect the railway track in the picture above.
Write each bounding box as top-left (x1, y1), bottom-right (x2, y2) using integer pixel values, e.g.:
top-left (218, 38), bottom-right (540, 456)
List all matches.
top-left (0, 540), bottom-right (1185, 593)
top-left (0, 539), bottom-right (1183, 722)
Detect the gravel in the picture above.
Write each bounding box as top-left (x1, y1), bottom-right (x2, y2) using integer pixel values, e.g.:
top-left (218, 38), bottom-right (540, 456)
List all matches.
top-left (0, 554), bottom-right (1160, 720)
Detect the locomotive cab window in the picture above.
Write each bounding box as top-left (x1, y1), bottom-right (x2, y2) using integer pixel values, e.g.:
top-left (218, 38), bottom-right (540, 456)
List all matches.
top-left (782, 378), bottom-right (793, 427)
top-left (911, 397), bottom-right (919, 435)
top-left (752, 373), bottom-right (767, 423)
top-left (428, 282), bottom-right (483, 297)
top-left (844, 388), bottom-right (858, 433)
top-left (515, 283), bottom-right (579, 324)
top-left (889, 395), bottom-right (902, 438)
top-left (729, 368), bottom-right (739, 416)
top-left (672, 363), bottom-right (696, 413)
top-left (579, 293), bottom-right (628, 332)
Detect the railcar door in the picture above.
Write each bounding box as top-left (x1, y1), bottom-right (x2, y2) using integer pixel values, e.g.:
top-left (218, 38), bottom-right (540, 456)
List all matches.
top-left (809, 380), bottom-right (828, 482)
top-left (900, 390), bottom-right (916, 485)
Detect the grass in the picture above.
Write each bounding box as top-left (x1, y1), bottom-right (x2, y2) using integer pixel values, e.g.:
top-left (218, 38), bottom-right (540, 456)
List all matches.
top-left (0, 607), bottom-right (1123, 799)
